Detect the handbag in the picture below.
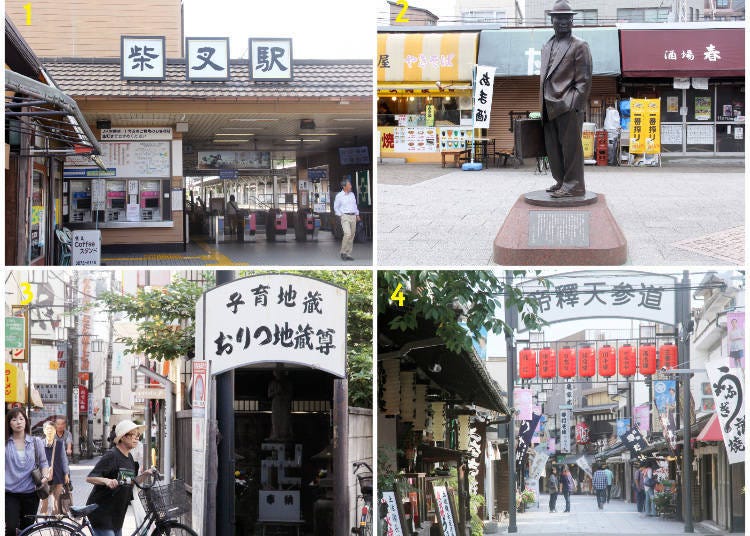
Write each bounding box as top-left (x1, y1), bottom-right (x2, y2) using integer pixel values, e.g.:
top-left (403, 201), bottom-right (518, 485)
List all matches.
top-left (59, 483), bottom-right (73, 513)
top-left (31, 437), bottom-right (51, 500)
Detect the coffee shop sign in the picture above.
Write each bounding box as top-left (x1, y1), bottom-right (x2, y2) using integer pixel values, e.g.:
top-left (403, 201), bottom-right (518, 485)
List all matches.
top-left (196, 275), bottom-right (347, 378)
top-left (518, 271), bottom-right (676, 328)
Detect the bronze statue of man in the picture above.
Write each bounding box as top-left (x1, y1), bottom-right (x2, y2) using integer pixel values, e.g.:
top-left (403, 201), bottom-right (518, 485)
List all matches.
top-left (540, 0), bottom-right (593, 197)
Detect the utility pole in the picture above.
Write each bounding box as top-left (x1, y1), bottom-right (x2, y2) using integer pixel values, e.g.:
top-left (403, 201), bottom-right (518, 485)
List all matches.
top-left (504, 270), bottom-right (518, 533)
top-left (678, 270), bottom-right (694, 533)
top-left (68, 271), bottom-right (80, 463)
top-left (103, 271), bottom-right (115, 446)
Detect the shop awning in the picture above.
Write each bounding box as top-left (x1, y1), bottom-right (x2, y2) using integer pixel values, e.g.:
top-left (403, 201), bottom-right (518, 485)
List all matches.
top-left (696, 413), bottom-right (723, 442)
top-left (619, 26), bottom-right (744, 78)
top-left (477, 27), bottom-right (620, 77)
top-left (377, 32), bottom-right (478, 83)
top-left (572, 403), bottom-right (618, 415)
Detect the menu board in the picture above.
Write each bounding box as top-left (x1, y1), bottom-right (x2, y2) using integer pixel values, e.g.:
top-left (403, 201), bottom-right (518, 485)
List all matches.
top-left (439, 127), bottom-right (473, 151)
top-left (393, 127), bottom-right (438, 152)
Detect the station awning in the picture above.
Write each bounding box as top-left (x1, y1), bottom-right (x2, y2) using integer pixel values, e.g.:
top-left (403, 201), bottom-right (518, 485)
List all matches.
top-left (377, 32), bottom-right (478, 83)
top-left (477, 27), bottom-right (621, 77)
top-left (620, 27), bottom-right (744, 78)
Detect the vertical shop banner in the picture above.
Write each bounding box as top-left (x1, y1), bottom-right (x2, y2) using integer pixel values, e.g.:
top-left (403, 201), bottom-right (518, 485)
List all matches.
top-left (619, 427), bottom-right (649, 460)
top-left (547, 438), bottom-right (556, 454)
top-left (726, 312), bottom-right (745, 369)
top-left (514, 388), bottom-right (533, 421)
top-left (575, 455), bottom-right (593, 478)
top-left (528, 448), bottom-right (549, 482)
top-left (559, 409), bottom-right (571, 453)
top-left (433, 486), bottom-right (458, 536)
top-left (616, 418), bottom-right (631, 438)
top-left (472, 65), bottom-right (496, 129)
top-left (516, 413), bottom-right (541, 473)
top-left (381, 492), bottom-right (405, 536)
top-left (653, 379), bottom-right (677, 451)
top-left (629, 99), bottom-right (646, 153)
top-left (706, 360), bottom-right (745, 464)
top-left (467, 420), bottom-right (486, 497)
top-left (633, 403), bottom-right (651, 434)
top-left (644, 99), bottom-right (660, 154)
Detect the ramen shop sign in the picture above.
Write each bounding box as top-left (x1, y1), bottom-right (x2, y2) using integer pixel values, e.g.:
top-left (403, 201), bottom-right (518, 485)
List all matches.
top-left (196, 274), bottom-right (347, 377)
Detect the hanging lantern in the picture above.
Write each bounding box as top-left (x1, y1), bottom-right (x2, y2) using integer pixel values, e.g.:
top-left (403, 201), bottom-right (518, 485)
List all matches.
top-left (618, 344), bottom-right (637, 377)
top-left (519, 348), bottom-right (537, 379)
top-left (659, 344), bottom-right (678, 370)
top-left (539, 347), bottom-right (556, 378)
top-left (638, 345), bottom-right (657, 375)
top-left (579, 346), bottom-right (596, 377)
top-left (575, 422), bottom-right (590, 444)
top-left (558, 347), bottom-right (576, 378)
top-left (598, 345), bottom-right (616, 377)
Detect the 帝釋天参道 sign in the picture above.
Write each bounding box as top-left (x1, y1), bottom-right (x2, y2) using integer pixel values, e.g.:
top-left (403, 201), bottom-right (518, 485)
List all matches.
top-left (195, 274), bottom-right (347, 378)
top-left (518, 271), bottom-right (677, 329)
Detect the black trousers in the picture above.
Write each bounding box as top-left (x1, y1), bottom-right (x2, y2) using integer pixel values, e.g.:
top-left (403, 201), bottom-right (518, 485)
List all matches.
top-left (606, 484), bottom-right (612, 502)
top-left (543, 108), bottom-right (585, 189)
top-left (637, 489), bottom-right (645, 512)
top-left (596, 488), bottom-right (607, 508)
top-left (562, 490), bottom-right (571, 512)
top-left (549, 492), bottom-right (558, 512)
top-left (5, 491), bottom-right (40, 535)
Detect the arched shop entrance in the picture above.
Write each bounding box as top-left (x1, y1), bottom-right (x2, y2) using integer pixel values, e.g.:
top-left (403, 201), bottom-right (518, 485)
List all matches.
top-left (505, 270), bottom-right (701, 533)
top-left (192, 274), bottom-right (356, 536)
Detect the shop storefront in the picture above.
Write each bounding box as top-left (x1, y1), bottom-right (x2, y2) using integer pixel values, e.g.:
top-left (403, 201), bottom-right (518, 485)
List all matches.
top-left (478, 27), bottom-right (621, 150)
top-left (377, 31), bottom-right (479, 163)
top-left (619, 23), bottom-right (744, 156)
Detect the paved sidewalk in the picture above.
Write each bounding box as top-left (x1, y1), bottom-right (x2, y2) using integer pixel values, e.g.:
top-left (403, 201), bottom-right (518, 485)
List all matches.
top-left (377, 162), bottom-right (744, 266)
top-left (493, 492), bottom-right (726, 535)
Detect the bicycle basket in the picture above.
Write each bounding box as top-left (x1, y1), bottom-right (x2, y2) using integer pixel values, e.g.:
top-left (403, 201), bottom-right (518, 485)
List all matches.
top-left (138, 479), bottom-right (191, 521)
top-left (357, 474), bottom-right (373, 496)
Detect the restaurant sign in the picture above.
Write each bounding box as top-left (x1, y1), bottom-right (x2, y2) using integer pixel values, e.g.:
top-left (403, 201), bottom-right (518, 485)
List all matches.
top-left (196, 274), bottom-right (347, 377)
top-left (518, 271), bottom-right (677, 330)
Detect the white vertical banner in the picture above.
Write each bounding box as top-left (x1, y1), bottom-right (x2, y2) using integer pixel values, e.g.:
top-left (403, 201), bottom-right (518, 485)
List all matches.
top-left (472, 65), bottom-right (496, 129)
top-left (705, 360), bottom-right (745, 464)
top-left (528, 449), bottom-right (549, 482)
top-left (559, 409), bottom-right (571, 453)
top-left (514, 388), bottom-right (533, 421)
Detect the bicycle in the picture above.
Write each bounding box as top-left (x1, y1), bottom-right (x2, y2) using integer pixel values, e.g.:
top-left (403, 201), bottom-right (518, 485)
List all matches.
top-left (351, 461), bottom-right (373, 536)
top-left (20, 468), bottom-right (197, 536)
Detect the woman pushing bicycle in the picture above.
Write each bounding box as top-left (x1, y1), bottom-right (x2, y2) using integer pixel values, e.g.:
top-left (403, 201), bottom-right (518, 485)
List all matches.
top-left (85, 420), bottom-right (154, 536)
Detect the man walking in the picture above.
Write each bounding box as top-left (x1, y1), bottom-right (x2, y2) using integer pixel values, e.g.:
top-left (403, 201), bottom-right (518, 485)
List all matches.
top-left (333, 179), bottom-right (359, 261)
top-left (603, 464), bottom-right (614, 502)
top-left (634, 463), bottom-right (645, 512)
top-left (547, 466), bottom-right (559, 513)
top-left (592, 465), bottom-right (608, 510)
top-left (539, 0), bottom-right (593, 198)
top-left (55, 416), bottom-right (73, 458)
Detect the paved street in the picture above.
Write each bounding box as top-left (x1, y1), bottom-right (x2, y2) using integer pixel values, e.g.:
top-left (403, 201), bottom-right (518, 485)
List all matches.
top-left (495, 493), bottom-right (725, 535)
top-left (100, 230), bottom-right (373, 266)
top-left (377, 160), bottom-right (744, 266)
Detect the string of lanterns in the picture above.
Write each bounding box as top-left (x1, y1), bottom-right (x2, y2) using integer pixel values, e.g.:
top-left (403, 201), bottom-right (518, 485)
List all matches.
top-left (518, 344), bottom-right (678, 379)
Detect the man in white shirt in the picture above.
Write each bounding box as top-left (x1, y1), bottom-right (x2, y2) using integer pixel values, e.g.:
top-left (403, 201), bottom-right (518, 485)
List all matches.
top-left (333, 180), bottom-right (359, 260)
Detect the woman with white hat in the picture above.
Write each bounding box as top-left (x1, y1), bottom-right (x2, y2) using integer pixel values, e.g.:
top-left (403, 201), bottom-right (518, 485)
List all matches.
top-left (85, 420), bottom-right (154, 536)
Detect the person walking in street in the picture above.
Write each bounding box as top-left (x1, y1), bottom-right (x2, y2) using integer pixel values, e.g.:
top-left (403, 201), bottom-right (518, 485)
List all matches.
top-left (547, 466), bottom-right (559, 512)
top-left (226, 194), bottom-right (240, 240)
top-left (85, 420), bottom-right (154, 536)
top-left (603, 463), bottom-right (614, 502)
top-left (634, 463), bottom-right (645, 512)
top-left (560, 465), bottom-right (574, 512)
top-left (592, 465), bottom-right (608, 510)
top-left (333, 179), bottom-right (359, 261)
top-left (39, 421), bottom-right (70, 515)
top-left (643, 461), bottom-right (657, 517)
top-left (5, 408), bottom-right (50, 536)
top-left (55, 416), bottom-right (73, 458)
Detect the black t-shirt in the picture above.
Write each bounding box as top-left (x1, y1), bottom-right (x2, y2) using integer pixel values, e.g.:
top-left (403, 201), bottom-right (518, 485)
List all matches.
top-left (86, 447), bottom-right (139, 529)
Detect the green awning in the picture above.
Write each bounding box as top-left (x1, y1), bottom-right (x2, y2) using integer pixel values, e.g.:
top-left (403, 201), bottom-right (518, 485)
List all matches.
top-left (477, 27), bottom-right (621, 77)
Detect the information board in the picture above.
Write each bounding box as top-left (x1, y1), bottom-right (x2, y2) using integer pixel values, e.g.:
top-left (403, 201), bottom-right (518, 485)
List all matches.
top-left (65, 142), bottom-right (171, 178)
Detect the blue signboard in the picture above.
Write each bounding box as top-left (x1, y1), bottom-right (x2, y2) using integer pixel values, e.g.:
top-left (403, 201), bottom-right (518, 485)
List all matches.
top-left (219, 169), bottom-right (238, 180)
top-left (63, 168), bottom-right (116, 178)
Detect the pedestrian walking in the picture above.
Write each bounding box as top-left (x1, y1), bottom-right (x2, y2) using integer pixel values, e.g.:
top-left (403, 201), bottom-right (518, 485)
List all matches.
top-left (5, 408), bottom-right (50, 536)
top-left (55, 416), bottom-right (74, 458)
top-left (333, 179), bottom-right (359, 261)
top-left (547, 467), bottom-right (559, 513)
top-left (592, 465), bottom-right (608, 509)
top-left (643, 462), bottom-right (657, 517)
top-left (634, 463), bottom-right (645, 512)
top-left (603, 464), bottom-right (614, 502)
top-left (560, 465), bottom-right (574, 512)
top-left (85, 420), bottom-right (155, 536)
top-left (39, 421), bottom-right (70, 515)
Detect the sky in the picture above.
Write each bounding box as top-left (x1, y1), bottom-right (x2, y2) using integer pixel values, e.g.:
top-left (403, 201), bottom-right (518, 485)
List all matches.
top-left (183, 0), bottom-right (376, 59)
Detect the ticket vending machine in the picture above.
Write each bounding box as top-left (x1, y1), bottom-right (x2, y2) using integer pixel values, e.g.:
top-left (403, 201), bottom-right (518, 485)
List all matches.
top-left (69, 180), bottom-right (93, 223)
top-left (140, 180), bottom-right (162, 221)
top-left (105, 180), bottom-right (127, 222)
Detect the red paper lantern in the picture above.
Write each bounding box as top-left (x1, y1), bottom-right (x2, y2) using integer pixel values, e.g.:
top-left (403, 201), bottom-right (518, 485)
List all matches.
top-left (659, 344), bottom-right (678, 370)
top-left (618, 344), bottom-right (637, 377)
top-left (598, 345), bottom-right (616, 377)
top-left (639, 345), bottom-right (657, 375)
top-left (579, 346), bottom-right (596, 377)
top-left (539, 347), bottom-right (556, 378)
top-left (519, 348), bottom-right (537, 379)
top-left (575, 422), bottom-right (590, 444)
top-left (559, 347), bottom-right (576, 378)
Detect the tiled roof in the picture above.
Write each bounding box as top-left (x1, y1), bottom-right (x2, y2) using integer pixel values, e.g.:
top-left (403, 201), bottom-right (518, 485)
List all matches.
top-left (41, 58), bottom-right (373, 99)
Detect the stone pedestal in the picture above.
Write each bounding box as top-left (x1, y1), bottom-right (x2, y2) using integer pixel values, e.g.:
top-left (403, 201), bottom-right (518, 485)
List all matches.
top-left (493, 191), bottom-right (627, 265)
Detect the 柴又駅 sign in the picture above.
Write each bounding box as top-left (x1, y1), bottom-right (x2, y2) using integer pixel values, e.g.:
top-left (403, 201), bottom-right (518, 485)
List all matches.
top-left (121, 36), bottom-right (166, 81)
top-left (518, 271), bottom-right (677, 329)
top-left (196, 274), bottom-right (347, 377)
top-left (186, 38), bottom-right (230, 81)
top-left (249, 38), bottom-right (293, 81)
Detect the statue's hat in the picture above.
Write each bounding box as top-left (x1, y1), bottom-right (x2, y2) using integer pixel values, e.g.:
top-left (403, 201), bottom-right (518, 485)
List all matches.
top-left (549, 0), bottom-right (578, 15)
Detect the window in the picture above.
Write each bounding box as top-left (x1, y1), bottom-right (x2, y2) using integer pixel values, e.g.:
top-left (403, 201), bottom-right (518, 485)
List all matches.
top-left (716, 0), bottom-right (730, 8)
top-left (461, 9), bottom-right (507, 24)
top-left (617, 8), bottom-right (670, 23)
top-left (112, 376), bottom-right (123, 386)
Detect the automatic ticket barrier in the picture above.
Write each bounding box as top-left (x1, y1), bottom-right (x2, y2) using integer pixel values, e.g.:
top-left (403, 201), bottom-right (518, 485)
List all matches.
top-left (243, 213), bottom-right (257, 242)
top-left (265, 209), bottom-right (288, 242)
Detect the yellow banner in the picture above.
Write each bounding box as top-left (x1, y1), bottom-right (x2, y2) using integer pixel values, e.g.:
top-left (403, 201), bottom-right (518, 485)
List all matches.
top-left (5, 362), bottom-right (25, 403)
top-left (630, 99), bottom-right (661, 154)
